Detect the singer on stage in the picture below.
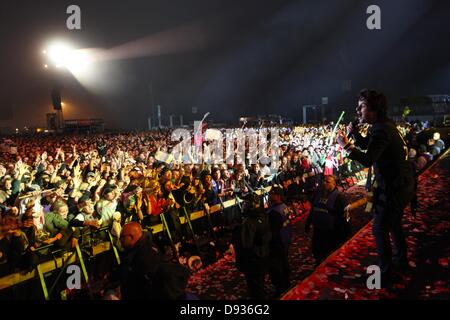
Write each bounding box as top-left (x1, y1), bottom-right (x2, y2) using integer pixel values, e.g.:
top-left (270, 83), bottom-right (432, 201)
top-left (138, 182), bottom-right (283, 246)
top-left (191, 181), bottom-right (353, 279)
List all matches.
top-left (337, 89), bottom-right (414, 288)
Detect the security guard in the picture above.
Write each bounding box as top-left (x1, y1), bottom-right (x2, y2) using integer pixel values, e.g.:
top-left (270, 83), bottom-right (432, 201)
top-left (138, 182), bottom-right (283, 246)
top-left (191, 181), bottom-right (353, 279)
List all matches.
top-left (232, 195), bottom-right (271, 299)
top-left (267, 186), bottom-right (292, 296)
top-left (305, 175), bottom-right (350, 266)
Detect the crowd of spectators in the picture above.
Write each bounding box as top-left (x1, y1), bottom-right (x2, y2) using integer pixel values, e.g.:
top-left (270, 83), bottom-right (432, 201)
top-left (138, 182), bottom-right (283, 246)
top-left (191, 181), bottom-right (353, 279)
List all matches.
top-left (0, 121), bottom-right (445, 287)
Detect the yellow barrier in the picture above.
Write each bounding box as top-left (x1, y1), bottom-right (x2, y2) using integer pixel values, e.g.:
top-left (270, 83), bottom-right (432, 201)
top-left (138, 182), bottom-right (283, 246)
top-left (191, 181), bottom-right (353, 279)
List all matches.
top-left (0, 187), bottom-right (270, 293)
top-left (0, 251), bottom-right (77, 290)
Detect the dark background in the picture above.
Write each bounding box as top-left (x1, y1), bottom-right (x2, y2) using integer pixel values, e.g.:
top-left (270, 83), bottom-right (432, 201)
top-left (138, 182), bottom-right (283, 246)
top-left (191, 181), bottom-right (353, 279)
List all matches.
top-left (0, 0), bottom-right (449, 129)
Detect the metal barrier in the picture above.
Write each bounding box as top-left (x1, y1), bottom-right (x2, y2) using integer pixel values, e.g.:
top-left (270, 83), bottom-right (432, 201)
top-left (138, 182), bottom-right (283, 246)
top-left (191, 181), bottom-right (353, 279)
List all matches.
top-left (0, 166), bottom-right (366, 298)
top-left (0, 188), bottom-right (259, 298)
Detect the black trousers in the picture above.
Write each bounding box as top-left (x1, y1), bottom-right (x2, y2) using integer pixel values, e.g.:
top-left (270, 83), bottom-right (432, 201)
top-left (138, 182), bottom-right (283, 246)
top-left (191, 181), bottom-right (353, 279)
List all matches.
top-left (372, 189), bottom-right (412, 275)
top-left (244, 270), bottom-right (266, 300)
top-left (311, 229), bottom-right (343, 265)
top-left (269, 245), bottom-right (290, 296)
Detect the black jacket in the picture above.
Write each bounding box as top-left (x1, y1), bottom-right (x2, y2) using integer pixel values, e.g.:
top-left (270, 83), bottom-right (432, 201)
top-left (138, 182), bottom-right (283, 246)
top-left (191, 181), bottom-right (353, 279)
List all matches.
top-left (119, 233), bottom-right (164, 300)
top-left (113, 232), bottom-right (191, 300)
top-left (232, 208), bottom-right (271, 273)
top-left (306, 188), bottom-right (349, 237)
top-left (350, 118), bottom-right (414, 196)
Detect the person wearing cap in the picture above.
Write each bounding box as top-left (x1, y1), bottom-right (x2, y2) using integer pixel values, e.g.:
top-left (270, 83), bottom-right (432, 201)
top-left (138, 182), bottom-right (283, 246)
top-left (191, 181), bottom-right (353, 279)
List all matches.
top-left (17, 184), bottom-right (42, 216)
top-left (123, 184), bottom-right (145, 222)
top-left (44, 200), bottom-right (79, 249)
top-left (266, 185), bottom-right (292, 296)
top-left (96, 184), bottom-right (119, 227)
top-left (71, 199), bottom-right (101, 229)
top-left (69, 198), bottom-right (102, 247)
top-left (86, 171), bottom-right (96, 179)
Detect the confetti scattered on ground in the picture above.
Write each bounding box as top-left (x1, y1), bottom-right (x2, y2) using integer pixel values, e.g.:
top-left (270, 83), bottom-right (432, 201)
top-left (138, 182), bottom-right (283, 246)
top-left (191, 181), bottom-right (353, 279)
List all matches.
top-left (282, 151), bottom-right (450, 300)
top-left (187, 152), bottom-right (450, 300)
top-left (187, 183), bottom-right (373, 299)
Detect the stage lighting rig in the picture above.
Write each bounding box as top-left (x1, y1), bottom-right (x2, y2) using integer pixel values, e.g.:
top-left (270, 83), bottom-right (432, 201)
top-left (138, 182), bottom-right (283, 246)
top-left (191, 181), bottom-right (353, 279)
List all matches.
top-left (42, 41), bottom-right (91, 73)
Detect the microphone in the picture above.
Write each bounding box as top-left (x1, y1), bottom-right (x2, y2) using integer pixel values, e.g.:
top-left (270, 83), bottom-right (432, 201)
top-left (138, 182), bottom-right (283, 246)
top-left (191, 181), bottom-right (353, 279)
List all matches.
top-left (346, 117), bottom-right (360, 139)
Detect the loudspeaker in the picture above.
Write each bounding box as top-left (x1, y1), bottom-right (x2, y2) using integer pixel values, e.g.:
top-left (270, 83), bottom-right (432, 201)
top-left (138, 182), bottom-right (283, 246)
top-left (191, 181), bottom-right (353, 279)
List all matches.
top-left (51, 85), bottom-right (62, 110)
top-left (46, 113), bottom-right (57, 130)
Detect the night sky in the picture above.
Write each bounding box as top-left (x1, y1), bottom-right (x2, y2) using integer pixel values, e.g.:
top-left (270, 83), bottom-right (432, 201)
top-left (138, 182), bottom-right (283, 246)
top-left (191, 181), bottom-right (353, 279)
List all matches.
top-left (1, 0), bottom-right (449, 129)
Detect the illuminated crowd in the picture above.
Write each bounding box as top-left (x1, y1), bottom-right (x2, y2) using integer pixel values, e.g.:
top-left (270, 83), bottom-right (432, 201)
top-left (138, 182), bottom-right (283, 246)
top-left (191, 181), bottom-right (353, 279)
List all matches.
top-left (0, 121), bottom-right (444, 278)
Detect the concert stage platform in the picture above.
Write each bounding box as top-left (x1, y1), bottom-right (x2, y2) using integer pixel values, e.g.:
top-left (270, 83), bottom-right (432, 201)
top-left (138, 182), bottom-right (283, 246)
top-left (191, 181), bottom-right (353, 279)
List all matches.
top-left (282, 149), bottom-right (450, 300)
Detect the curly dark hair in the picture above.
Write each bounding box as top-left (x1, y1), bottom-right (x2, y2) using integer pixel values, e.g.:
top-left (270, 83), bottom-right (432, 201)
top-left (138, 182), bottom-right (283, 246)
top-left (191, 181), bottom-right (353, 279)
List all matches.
top-left (358, 89), bottom-right (388, 119)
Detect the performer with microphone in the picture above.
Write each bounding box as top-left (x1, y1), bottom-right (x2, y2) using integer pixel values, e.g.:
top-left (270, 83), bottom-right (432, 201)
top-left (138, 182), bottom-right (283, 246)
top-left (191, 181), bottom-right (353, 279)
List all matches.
top-left (346, 117), bottom-right (360, 140)
top-left (337, 89), bottom-right (414, 288)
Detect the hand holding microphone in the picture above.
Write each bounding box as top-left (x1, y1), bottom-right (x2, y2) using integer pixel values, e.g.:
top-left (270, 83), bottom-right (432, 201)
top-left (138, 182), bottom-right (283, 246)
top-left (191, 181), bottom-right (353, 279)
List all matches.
top-left (338, 117), bottom-right (359, 152)
top-left (346, 117), bottom-right (359, 139)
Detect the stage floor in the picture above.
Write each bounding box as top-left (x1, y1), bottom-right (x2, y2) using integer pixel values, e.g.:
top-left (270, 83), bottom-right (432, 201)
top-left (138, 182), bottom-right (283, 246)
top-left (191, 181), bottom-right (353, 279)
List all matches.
top-left (187, 181), bottom-right (372, 299)
top-left (187, 150), bottom-right (450, 300)
top-left (282, 150), bottom-right (450, 300)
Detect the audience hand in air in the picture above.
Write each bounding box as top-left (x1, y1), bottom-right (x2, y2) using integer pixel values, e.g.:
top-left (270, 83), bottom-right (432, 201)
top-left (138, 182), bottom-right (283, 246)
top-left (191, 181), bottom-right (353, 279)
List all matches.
top-left (336, 131), bottom-right (349, 148)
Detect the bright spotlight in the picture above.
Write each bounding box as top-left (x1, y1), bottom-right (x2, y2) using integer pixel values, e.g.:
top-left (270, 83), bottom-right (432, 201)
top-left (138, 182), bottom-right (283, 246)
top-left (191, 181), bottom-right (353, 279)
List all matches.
top-left (65, 50), bottom-right (92, 74)
top-left (47, 42), bottom-right (73, 68)
top-left (44, 42), bottom-right (92, 74)
top-left (43, 41), bottom-right (107, 92)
